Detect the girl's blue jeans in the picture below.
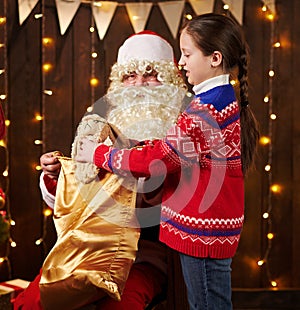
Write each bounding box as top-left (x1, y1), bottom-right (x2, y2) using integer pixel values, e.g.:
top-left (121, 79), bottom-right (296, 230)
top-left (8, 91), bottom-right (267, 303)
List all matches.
top-left (179, 253), bottom-right (233, 310)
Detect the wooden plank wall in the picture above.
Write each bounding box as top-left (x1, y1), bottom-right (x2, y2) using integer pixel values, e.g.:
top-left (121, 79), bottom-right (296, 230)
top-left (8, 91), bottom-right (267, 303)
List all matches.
top-left (292, 0), bottom-right (300, 288)
top-left (1, 0), bottom-right (299, 304)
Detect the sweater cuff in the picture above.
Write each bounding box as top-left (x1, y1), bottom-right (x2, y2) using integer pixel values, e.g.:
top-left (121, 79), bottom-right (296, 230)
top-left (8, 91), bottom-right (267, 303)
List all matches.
top-left (94, 144), bottom-right (113, 172)
top-left (43, 174), bottom-right (57, 195)
top-left (39, 172), bottom-right (56, 209)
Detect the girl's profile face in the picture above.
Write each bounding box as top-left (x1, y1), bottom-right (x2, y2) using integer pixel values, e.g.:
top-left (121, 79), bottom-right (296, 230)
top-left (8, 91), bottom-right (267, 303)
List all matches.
top-left (178, 29), bottom-right (219, 86)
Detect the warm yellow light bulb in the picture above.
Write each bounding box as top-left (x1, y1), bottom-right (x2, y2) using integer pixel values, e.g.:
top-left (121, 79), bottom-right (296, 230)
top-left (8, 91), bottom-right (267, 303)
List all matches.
top-left (223, 4), bottom-right (229, 10)
top-left (93, 1), bottom-right (102, 7)
top-left (43, 63), bottom-right (53, 72)
top-left (35, 114), bottom-right (43, 121)
top-left (90, 78), bottom-right (99, 87)
top-left (35, 165), bottom-right (42, 171)
top-left (3, 170), bottom-right (8, 177)
top-left (185, 14), bottom-right (193, 20)
top-left (269, 70), bottom-right (275, 77)
top-left (273, 42), bottom-right (281, 48)
top-left (265, 164), bottom-right (271, 172)
top-left (270, 184), bottom-right (282, 194)
top-left (10, 219), bottom-right (15, 226)
top-left (89, 26), bottom-right (95, 33)
top-left (257, 260), bottom-right (265, 266)
top-left (263, 212), bottom-right (269, 219)
top-left (267, 13), bottom-right (274, 21)
top-left (34, 139), bottom-right (43, 145)
top-left (0, 139), bottom-right (5, 147)
top-left (42, 37), bottom-right (53, 46)
top-left (34, 14), bottom-right (43, 19)
top-left (264, 96), bottom-right (269, 103)
top-left (271, 281), bottom-right (277, 287)
top-left (35, 238), bottom-right (43, 245)
top-left (259, 136), bottom-right (271, 145)
top-left (230, 79), bottom-right (237, 86)
top-left (262, 5), bottom-right (267, 12)
top-left (44, 208), bottom-right (53, 217)
top-left (0, 17), bottom-right (6, 25)
top-left (10, 241), bottom-right (17, 248)
top-left (5, 120), bottom-right (10, 127)
top-left (270, 113), bottom-right (277, 120)
top-left (91, 52), bottom-right (98, 58)
top-left (267, 233), bottom-right (274, 240)
top-left (43, 90), bottom-right (53, 96)
top-left (0, 94), bottom-right (6, 100)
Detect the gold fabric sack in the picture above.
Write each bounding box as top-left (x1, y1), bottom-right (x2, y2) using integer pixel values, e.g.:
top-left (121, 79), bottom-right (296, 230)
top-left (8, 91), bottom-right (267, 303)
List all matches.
top-left (39, 157), bottom-right (140, 310)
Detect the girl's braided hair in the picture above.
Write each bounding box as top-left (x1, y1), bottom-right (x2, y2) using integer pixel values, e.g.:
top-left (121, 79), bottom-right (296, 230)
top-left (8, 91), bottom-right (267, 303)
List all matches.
top-left (182, 13), bottom-right (260, 175)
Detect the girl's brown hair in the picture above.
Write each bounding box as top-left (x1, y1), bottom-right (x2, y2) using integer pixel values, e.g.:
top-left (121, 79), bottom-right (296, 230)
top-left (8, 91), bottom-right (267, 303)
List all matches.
top-left (182, 13), bottom-right (259, 175)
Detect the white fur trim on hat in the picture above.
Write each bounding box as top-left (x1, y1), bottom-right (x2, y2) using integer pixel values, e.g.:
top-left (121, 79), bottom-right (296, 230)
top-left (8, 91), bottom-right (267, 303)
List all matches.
top-left (117, 32), bottom-right (174, 64)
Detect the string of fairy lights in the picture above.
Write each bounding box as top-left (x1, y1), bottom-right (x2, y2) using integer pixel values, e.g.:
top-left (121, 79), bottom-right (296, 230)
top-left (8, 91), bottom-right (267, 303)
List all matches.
top-left (90, 17), bottom-right (99, 105)
top-left (33, 0), bottom-right (101, 252)
top-left (34, 0), bottom-right (51, 256)
top-left (257, 2), bottom-right (280, 288)
top-left (214, 1), bottom-right (281, 289)
top-left (0, 0), bottom-right (15, 279)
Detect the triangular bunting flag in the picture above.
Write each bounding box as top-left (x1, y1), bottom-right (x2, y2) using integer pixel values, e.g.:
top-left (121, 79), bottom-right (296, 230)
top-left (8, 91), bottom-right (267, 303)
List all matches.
top-left (55, 0), bottom-right (81, 35)
top-left (125, 3), bottom-right (153, 33)
top-left (92, 1), bottom-right (118, 40)
top-left (262, 0), bottom-right (276, 15)
top-left (189, 0), bottom-right (214, 15)
top-left (18, 0), bottom-right (39, 25)
top-left (158, 1), bottom-right (185, 39)
top-left (223, 0), bottom-right (244, 24)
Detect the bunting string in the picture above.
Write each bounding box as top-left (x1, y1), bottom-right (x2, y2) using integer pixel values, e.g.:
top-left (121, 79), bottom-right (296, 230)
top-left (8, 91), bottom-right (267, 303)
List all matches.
top-left (17, 0), bottom-right (268, 39)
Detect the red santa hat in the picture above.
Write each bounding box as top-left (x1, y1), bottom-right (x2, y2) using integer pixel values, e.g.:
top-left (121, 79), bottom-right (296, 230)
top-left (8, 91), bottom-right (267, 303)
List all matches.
top-left (117, 31), bottom-right (174, 65)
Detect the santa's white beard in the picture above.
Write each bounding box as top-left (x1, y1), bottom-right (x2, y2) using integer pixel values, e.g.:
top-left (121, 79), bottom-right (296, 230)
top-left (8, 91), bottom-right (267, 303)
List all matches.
top-left (105, 84), bottom-right (186, 140)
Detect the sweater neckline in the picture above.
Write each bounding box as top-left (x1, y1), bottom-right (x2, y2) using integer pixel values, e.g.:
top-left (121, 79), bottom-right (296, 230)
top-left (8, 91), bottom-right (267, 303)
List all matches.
top-left (192, 74), bottom-right (230, 95)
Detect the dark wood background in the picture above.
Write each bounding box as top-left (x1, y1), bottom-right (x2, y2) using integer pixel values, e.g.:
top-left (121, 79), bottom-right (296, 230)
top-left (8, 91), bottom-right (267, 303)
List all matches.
top-left (0, 0), bottom-right (299, 307)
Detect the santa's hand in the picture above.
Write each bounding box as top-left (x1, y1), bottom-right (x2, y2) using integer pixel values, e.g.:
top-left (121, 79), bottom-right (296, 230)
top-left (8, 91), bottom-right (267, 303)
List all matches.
top-left (75, 137), bottom-right (100, 163)
top-left (40, 151), bottom-right (63, 179)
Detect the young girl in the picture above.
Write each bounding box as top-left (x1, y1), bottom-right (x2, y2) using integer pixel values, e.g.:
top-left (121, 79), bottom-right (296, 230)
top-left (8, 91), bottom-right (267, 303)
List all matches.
top-left (76, 14), bottom-right (259, 310)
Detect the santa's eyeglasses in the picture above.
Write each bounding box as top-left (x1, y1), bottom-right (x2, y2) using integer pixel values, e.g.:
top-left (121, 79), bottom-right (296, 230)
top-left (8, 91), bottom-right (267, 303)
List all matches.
top-left (122, 72), bottom-right (161, 86)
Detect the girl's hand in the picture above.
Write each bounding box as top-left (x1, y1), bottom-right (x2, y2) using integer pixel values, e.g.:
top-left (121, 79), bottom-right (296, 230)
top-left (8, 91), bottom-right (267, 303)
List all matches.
top-left (75, 137), bottom-right (100, 163)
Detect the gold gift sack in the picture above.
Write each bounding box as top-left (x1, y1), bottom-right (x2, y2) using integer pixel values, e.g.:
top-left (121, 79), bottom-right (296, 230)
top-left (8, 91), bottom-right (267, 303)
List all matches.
top-left (39, 150), bottom-right (140, 307)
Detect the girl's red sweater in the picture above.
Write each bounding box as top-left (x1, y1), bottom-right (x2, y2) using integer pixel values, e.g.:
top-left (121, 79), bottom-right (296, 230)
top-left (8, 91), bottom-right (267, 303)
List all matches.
top-left (94, 84), bottom-right (244, 259)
